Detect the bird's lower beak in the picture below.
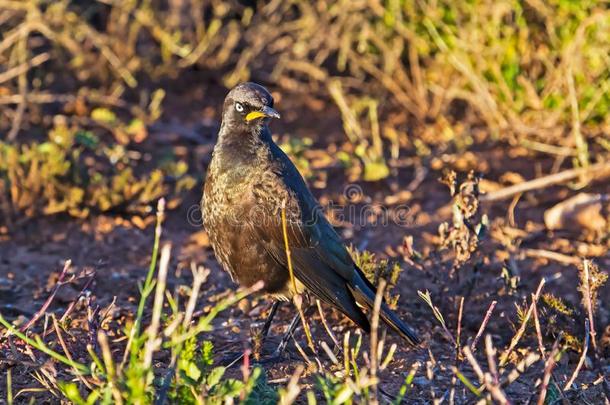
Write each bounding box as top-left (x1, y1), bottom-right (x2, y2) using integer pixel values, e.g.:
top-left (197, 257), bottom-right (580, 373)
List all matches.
top-left (245, 106), bottom-right (281, 122)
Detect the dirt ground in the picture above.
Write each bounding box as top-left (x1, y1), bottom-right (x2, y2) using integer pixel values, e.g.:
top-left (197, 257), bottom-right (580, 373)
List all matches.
top-left (1, 82), bottom-right (609, 404)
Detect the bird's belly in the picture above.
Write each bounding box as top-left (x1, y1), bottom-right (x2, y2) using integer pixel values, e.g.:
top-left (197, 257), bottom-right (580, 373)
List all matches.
top-left (204, 208), bottom-right (298, 297)
top-left (203, 169), bottom-right (305, 298)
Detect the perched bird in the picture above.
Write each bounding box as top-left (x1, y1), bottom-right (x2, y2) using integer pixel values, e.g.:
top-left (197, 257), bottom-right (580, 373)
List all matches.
top-left (202, 82), bottom-right (419, 350)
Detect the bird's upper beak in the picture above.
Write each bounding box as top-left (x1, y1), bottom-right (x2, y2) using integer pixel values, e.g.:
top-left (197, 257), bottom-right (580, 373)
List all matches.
top-left (245, 105), bottom-right (281, 122)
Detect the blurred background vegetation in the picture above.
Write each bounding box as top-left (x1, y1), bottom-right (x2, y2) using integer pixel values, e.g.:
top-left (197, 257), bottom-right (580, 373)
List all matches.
top-left (1, 0), bottom-right (608, 222)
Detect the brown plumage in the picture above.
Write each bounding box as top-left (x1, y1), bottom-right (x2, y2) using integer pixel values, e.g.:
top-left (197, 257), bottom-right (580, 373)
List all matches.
top-left (202, 82), bottom-right (419, 346)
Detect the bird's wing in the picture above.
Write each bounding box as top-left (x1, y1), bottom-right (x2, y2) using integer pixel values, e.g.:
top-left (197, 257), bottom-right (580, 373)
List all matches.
top-left (252, 205), bottom-right (371, 331)
top-left (244, 140), bottom-right (371, 329)
top-left (246, 136), bottom-right (419, 345)
top-left (255, 144), bottom-right (357, 281)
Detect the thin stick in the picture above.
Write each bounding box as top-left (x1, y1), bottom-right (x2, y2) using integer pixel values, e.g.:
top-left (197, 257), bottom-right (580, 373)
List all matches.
top-left (121, 198), bottom-right (165, 367)
top-left (316, 299), bottom-right (339, 348)
top-left (462, 346), bottom-right (509, 404)
top-left (280, 202), bottom-right (314, 351)
top-left (451, 297), bottom-right (465, 405)
top-left (451, 366), bottom-right (482, 398)
top-left (581, 260), bottom-right (597, 352)
top-left (58, 270), bottom-right (96, 324)
top-left (418, 290), bottom-right (456, 346)
top-left (6, 368), bottom-right (11, 405)
top-left (369, 280), bottom-right (386, 405)
top-left (456, 296), bottom-right (464, 359)
top-left (143, 243), bottom-right (171, 369)
top-left (343, 330), bottom-right (351, 380)
top-left (320, 341), bottom-right (339, 365)
top-left (471, 301), bottom-right (497, 352)
top-left (500, 352), bottom-right (541, 388)
top-left (51, 315), bottom-right (93, 390)
top-left (484, 335), bottom-right (500, 386)
top-left (280, 202), bottom-right (298, 294)
top-left (7, 32), bottom-right (27, 141)
top-left (537, 335), bottom-right (562, 405)
top-left (0, 52), bottom-right (49, 84)
top-left (499, 278), bottom-right (545, 366)
top-left (98, 331), bottom-right (123, 405)
top-left (183, 264), bottom-right (209, 328)
top-left (481, 161), bottom-right (610, 202)
top-left (380, 343), bottom-right (397, 370)
top-left (292, 337), bottom-right (313, 366)
top-left (523, 249), bottom-right (581, 266)
top-left (463, 353), bottom-right (537, 404)
top-left (532, 297), bottom-right (546, 359)
top-left (19, 260), bottom-right (74, 333)
top-left (563, 319), bottom-right (590, 391)
top-left (0, 315), bottom-right (89, 374)
top-left (507, 193), bottom-right (522, 228)
top-left (278, 365), bottom-right (305, 405)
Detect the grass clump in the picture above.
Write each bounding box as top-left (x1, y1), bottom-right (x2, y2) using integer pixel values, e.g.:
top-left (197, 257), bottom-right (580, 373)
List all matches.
top-left (0, 112), bottom-right (195, 221)
top-left (349, 247), bottom-right (403, 309)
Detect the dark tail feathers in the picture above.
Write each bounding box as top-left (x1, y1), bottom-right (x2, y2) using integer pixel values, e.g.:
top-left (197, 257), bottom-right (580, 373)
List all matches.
top-left (348, 272), bottom-right (420, 346)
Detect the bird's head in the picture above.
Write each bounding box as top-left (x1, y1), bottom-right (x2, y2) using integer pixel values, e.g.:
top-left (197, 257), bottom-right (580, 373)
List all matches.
top-left (222, 82), bottom-right (280, 132)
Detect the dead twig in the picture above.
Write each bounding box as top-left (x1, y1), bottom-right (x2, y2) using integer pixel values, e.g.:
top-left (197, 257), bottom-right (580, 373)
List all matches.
top-left (501, 352), bottom-right (541, 388)
top-left (563, 319), bottom-right (590, 391)
top-left (418, 290), bottom-right (456, 347)
top-left (456, 296), bottom-right (464, 359)
top-left (481, 161), bottom-right (610, 202)
top-left (316, 299), bottom-right (339, 349)
top-left (471, 300), bottom-right (497, 352)
top-left (499, 278), bottom-right (545, 366)
top-left (485, 335), bottom-right (500, 386)
top-left (522, 249), bottom-right (581, 265)
top-left (7, 32), bottom-right (27, 141)
top-left (0, 52), bottom-right (49, 84)
top-left (462, 345), bottom-right (510, 404)
top-left (142, 243), bottom-right (171, 369)
top-left (536, 334), bottom-right (562, 405)
top-left (450, 296), bottom-right (465, 405)
top-left (369, 279), bottom-right (386, 405)
top-left (581, 260), bottom-right (598, 352)
top-left (58, 270), bottom-right (96, 324)
top-left (51, 315), bottom-right (93, 390)
top-left (280, 201), bottom-right (314, 352)
top-left (531, 295), bottom-right (546, 359)
top-left (18, 260), bottom-right (74, 333)
top-left (278, 365), bottom-right (305, 405)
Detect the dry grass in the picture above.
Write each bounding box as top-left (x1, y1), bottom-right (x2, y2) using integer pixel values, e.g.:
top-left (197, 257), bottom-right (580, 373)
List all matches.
top-left (1, 1), bottom-right (608, 217)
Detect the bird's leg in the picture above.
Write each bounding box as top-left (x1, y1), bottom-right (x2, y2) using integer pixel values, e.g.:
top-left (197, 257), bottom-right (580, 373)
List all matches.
top-left (271, 312), bottom-right (301, 358)
top-left (223, 301), bottom-right (282, 368)
top-left (260, 300), bottom-right (282, 340)
top-left (270, 302), bottom-right (318, 359)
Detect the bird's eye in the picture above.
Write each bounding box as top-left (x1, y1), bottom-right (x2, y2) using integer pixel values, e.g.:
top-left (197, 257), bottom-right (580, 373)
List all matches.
top-left (235, 102), bottom-right (244, 113)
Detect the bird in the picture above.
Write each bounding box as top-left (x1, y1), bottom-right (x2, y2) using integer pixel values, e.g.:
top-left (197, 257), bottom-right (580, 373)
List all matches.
top-left (202, 82), bottom-right (419, 355)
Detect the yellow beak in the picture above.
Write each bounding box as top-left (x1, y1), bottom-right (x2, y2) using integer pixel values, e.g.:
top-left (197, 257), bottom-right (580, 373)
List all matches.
top-left (245, 106), bottom-right (281, 122)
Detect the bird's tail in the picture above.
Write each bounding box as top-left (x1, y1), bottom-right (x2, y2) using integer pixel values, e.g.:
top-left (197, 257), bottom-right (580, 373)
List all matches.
top-left (348, 270), bottom-right (420, 346)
